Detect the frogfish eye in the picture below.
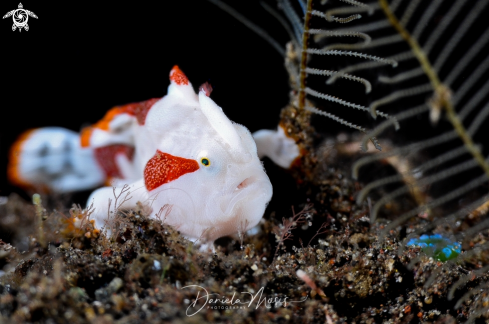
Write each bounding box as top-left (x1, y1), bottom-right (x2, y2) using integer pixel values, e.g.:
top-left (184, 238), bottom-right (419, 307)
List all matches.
top-left (200, 157), bottom-right (210, 167)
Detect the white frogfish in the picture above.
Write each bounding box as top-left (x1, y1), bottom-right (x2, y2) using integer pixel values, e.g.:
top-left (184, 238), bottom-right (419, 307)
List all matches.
top-left (8, 66), bottom-right (301, 246)
top-left (87, 66), bottom-right (276, 244)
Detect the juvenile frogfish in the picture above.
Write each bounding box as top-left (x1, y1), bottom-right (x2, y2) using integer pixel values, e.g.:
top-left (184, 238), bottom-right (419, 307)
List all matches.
top-left (8, 66), bottom-right (300, 247)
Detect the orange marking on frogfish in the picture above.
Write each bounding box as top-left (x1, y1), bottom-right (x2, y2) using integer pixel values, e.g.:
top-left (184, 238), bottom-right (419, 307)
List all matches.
top-left (80, 106), bottom-right (126, 148)
top-left (123, 98), bottom-right (160, 125)
top-left (94, 144), bottom-right (135, 179)
top-left (7, 129), bottom-right (36, 189)
top-left (170, 65), bottom-right (189, 86)
top-left (95, 107), bottom-right (126, 131)
top-left (144, 150), bottom-right (199, 191)
top-left (80, 98), bottom-right (161, 147)
top-left (80, 126), bottom-right (93, 147)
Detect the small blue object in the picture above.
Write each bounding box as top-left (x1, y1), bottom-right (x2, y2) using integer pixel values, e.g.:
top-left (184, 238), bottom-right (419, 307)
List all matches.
top-left (406, 234), bottom-right (461, 261)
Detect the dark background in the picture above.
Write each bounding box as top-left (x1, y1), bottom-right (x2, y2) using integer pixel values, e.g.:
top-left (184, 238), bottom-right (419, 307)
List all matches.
top-left (0, 1), bottom-right (291, 198)
top-left (3, 0), bottom-right (486, 214)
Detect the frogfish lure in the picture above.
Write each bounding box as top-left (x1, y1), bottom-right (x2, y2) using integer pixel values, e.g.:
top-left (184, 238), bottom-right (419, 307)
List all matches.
top-left (8, 66), bottom-right (301, 246)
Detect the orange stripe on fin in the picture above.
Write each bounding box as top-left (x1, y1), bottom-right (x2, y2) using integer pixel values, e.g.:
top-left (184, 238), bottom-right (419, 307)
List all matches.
top-left (80, 126), bottom-right (93, 147)
top-left (93, 106), bottom-right (127, 131)
top-left (7, 129), bottom-right (36, 189)
top-left (144, 150), bottom-right (199, 191)
top-left (170, 65), bottom-right (189, 86)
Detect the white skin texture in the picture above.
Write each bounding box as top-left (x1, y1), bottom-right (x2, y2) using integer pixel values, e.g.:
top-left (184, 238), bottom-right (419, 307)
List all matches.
top-left (87, 67), bottom-right (273, 246)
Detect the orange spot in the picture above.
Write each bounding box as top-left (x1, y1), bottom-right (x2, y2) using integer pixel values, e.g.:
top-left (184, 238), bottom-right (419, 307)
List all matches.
top-left (170, 65), bottom-right (189, 85)
top-left (61, 217), bottom-right (82, 237)
top-left (7, 129), bottom-right (36, 189)
top-left (404, 305), bottom-right (411, 314)
top-left (94, 145), bottom-right (135, 179)
top-left (144, 150), bottom-right (199, 191)
top-left (123, 98), bottom-right (160, 125)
